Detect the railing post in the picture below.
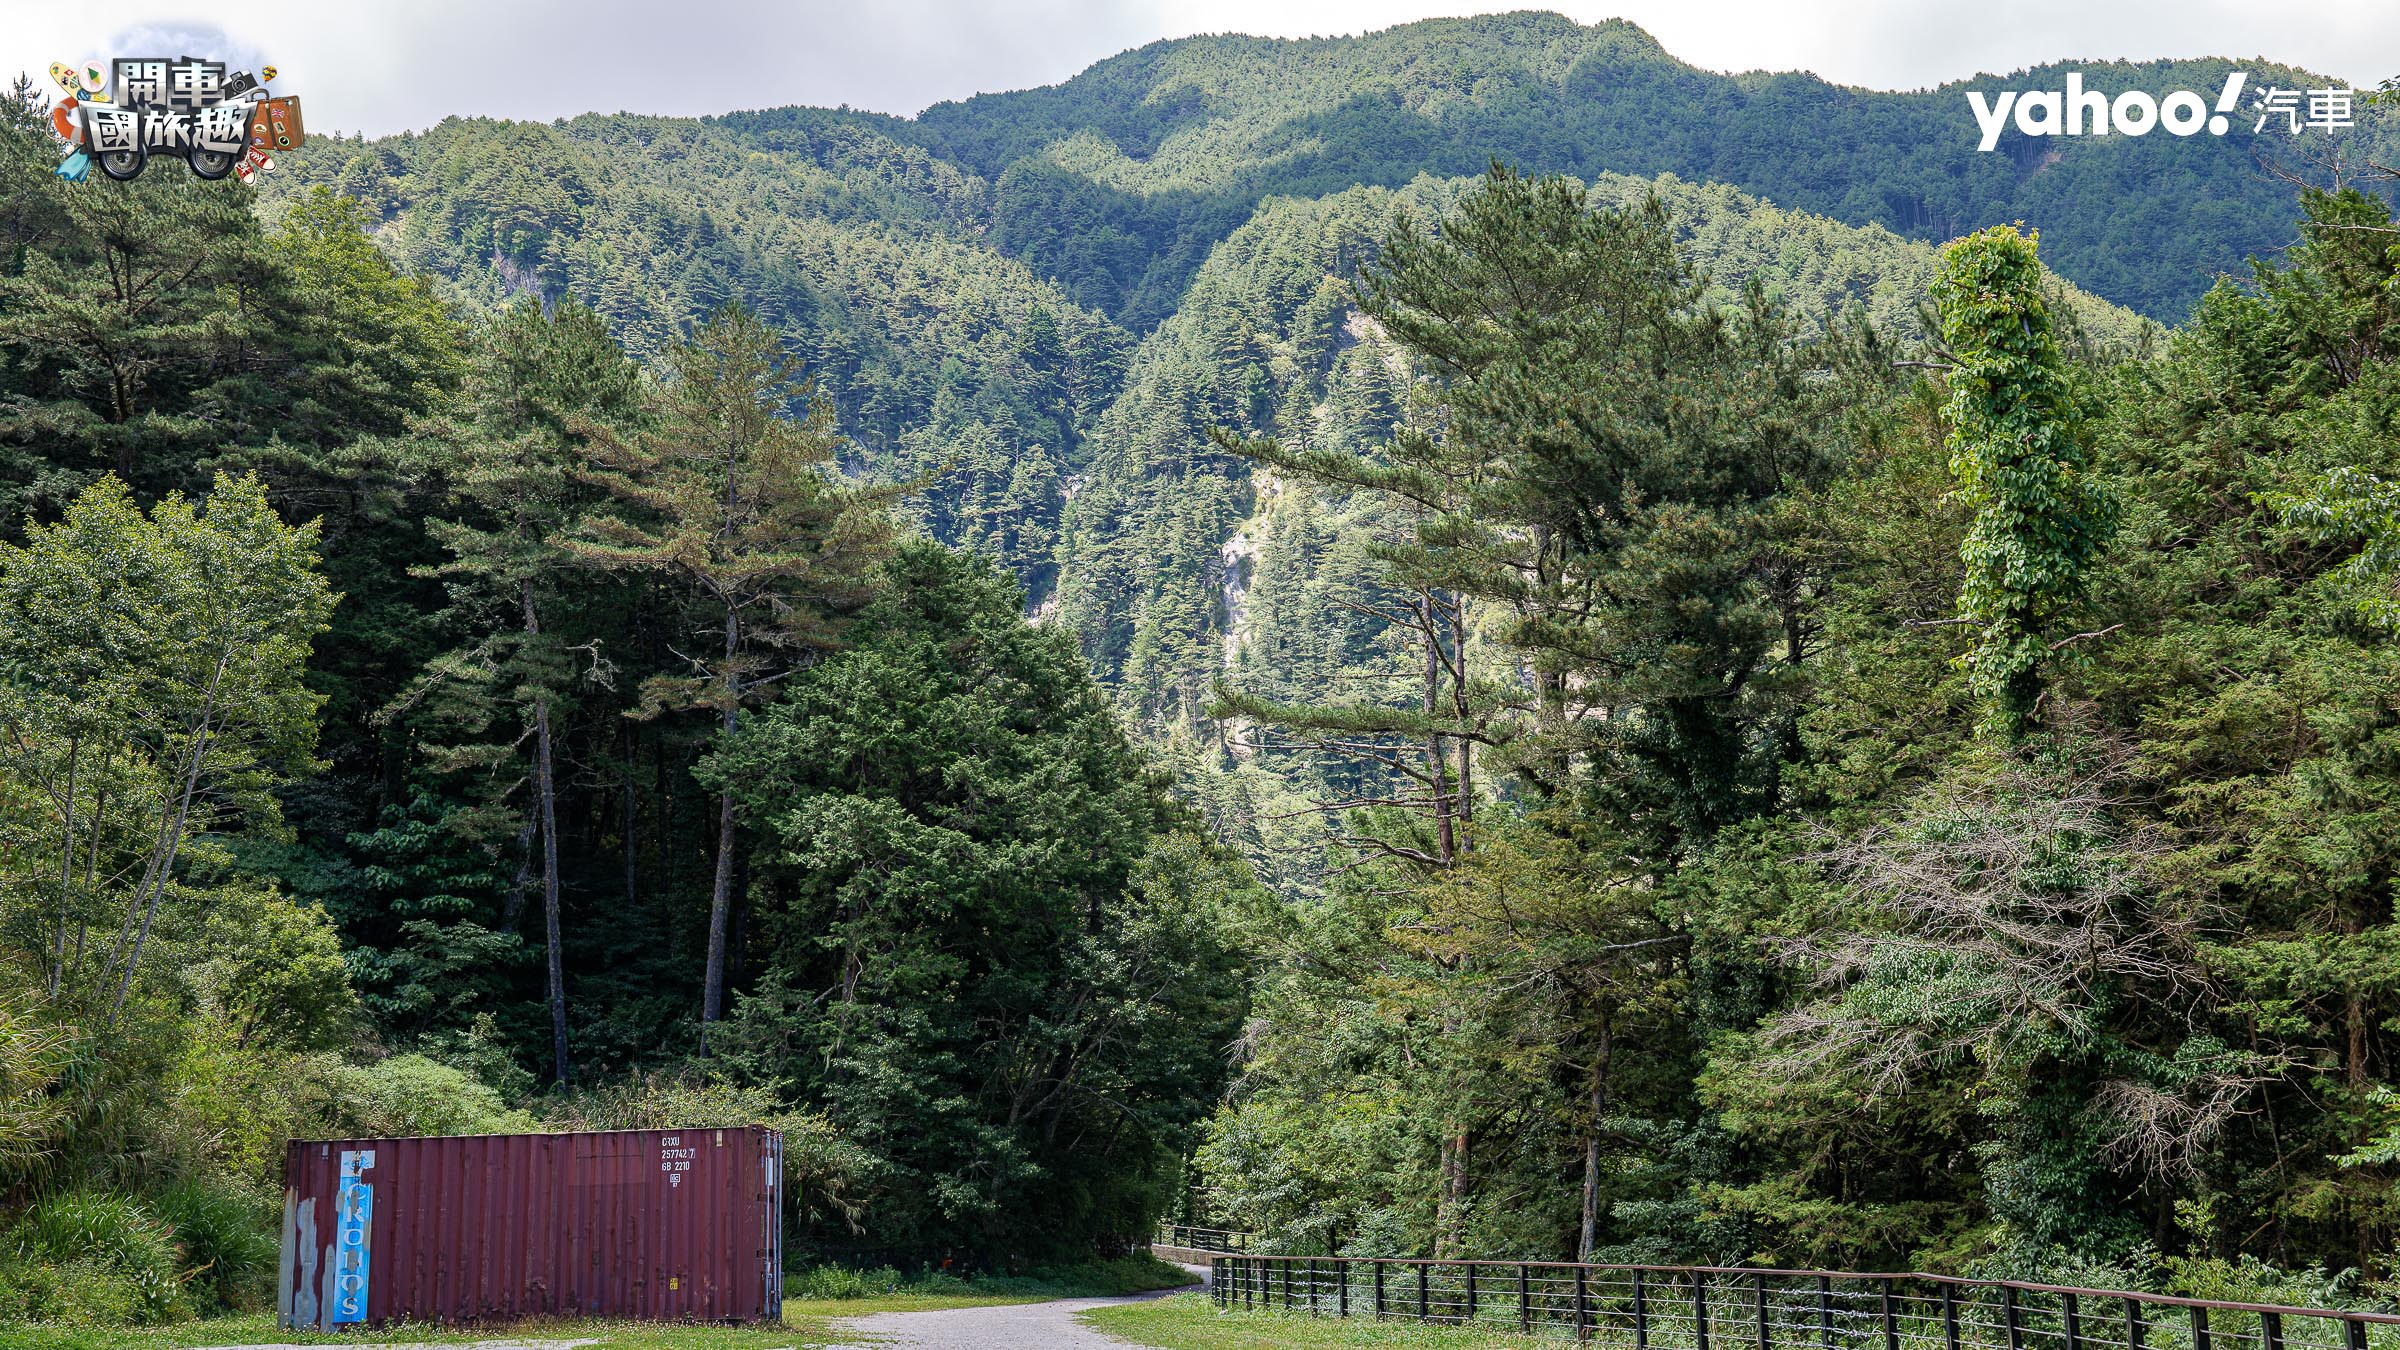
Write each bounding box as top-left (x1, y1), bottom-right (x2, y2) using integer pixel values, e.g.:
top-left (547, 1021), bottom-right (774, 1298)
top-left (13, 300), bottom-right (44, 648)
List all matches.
top-left (1521, 1263), bottom-right (1532, 1333)
top-left (2004, 1284), bottom-right (2024, 1350)
top-left (1637, 1267), bottom-right (1649, 1350)
top-left (1282, 1259), bottom-right (1291, 1310)
top-left (1375, 1261), bottom-right (1385, 1319)
top-left (1821, 1276), bottom-right (1836, 1350)
top-left (2065, 1292), bottom-right (2082, 1350)
top-left (1759, 1276), bottom-right (1773, 1350)
top-left (1339, 1260), bottom-right (1349, 1318)
top-left (1881, 1279), bottom-right (1899, 1350)
top-left (2345, 1320), bottom-right (2368, 1350)
top-left (2190, 1304), bottom-right (2211, 1350)
top-left (1578, 1267), bottom-right (1592, 1343)
top-left (2124, 1299), bottom-right (2145, 1350)
top-left (1467, 1264), bottom-right (1479, 1325)
top-left (1943, 1283), bottom-right (1961, 1350)
top-left (1696, 1272), bottom-right (1713, 1350)
top-left (2262, 1312), bottom-right (2284, 1350)
top-left (1308, 1260), bottom-right (1318, 1316)
top-left (1419, 1262), bottom-right (1430, 1324)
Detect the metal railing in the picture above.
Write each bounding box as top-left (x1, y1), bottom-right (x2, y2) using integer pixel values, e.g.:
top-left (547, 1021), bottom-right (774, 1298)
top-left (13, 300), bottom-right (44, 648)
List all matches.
top-left (1156, 1223), bottom-right (1255, 1253)
top-left (1205, 1257), bottom-right (2400, 1349)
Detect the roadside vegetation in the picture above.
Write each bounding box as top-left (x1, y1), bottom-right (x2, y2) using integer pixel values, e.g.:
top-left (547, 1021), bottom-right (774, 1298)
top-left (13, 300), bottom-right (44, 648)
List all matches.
top-left (1084, 1294), bottom-right (1549, 1349)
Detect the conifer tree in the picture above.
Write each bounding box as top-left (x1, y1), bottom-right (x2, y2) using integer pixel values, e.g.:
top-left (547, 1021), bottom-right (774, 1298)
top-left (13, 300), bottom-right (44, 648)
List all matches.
top-left (568, 303), bottom-right (893, 1035)
top-left (407, 297), bottom-right (645, 1085)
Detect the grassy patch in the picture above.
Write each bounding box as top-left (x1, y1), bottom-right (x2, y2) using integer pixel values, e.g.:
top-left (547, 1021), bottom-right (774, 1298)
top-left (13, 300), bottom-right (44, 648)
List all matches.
top-left (0, 1310), bottom-right (831, 1350)
top-left (0, 1255), bottom-right (1200, 1350)
top-left (1083, 1292), bottom-right (1570, 1348)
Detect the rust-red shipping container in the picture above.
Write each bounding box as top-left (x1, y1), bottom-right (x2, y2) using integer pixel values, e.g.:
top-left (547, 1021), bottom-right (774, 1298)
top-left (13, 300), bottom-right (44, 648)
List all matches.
top-left (277, 1126), bottom-right (783, 1329)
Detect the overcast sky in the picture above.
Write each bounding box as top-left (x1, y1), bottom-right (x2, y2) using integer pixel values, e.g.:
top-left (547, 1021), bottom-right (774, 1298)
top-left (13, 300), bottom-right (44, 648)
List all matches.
top-left (12, 1), bottom-right (2400, 138)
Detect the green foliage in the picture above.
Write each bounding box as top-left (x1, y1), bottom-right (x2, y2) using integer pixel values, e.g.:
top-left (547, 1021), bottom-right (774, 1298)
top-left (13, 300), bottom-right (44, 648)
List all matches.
top-left (1931, 227), bottom-right (2118, 738)
top-left (787, 1253), bottom-right (1190, 1298)
top-left (0, 472), bottom-right (337, 1019)
top-left (10, 30), bottom-right (2400, 1325)
top-left (0, 1001), bottom-right (73, 1190)
top-left (708, 542), bottom-right (1252, 1262)
top-left (3, 1191), bottom-right (187, 1324)
top-left (915, 13), bottom-right (2396, 323)
top-left (146, 1180), bottom-right (279, 1314)
top-left (311, 1054), bottom-right (540, 1139)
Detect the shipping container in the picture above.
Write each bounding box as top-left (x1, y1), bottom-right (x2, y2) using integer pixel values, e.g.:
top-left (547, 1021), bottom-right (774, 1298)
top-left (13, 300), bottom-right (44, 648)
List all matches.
top-left (277, 1126), bottom-right (782, 1329)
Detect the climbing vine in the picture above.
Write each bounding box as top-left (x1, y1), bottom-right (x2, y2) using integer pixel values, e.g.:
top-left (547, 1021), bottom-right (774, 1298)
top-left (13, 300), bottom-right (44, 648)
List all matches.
top-left (1931, 226), bottom-right (2118, 739)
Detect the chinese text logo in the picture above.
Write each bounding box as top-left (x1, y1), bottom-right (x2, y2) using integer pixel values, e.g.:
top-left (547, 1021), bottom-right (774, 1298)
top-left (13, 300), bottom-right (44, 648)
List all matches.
top-left (45, 56), bottom-right (303, 184)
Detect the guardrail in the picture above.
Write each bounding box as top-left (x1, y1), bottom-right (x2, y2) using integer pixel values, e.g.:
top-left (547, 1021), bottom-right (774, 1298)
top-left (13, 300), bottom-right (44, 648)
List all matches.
top-left (1156, 1223), bottom-right (1254, 1254)
top-left (1205, 1257), bottom-right (2400, 1349)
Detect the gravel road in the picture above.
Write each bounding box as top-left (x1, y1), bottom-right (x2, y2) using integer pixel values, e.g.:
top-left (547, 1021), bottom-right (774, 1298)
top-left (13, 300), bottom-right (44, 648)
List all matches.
top-left (818, 1273), bottom-right (1202, 1350)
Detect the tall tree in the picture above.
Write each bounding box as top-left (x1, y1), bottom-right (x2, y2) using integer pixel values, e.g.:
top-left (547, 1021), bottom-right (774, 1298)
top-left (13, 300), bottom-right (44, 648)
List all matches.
top-left (568, 303), bottom-right (891, 1034)
top-left (1930, 225), bottom-right (2118, 740)
top-left (404, 297), bottom-right (646, 1085)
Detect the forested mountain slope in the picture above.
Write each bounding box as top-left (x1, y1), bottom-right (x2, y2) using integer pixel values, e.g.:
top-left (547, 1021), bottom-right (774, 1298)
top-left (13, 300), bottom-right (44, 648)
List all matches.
top-left (272, 110), bottom-right (1131, 592)
top-left (1056, 172), bottom-right (2143, 741)
top-left (910, 10), bottom-right (2400, 326)
top-left (19, 18), bottom-right (2400, 1306)
top-left (275, 112), bottom-right (2144, 712)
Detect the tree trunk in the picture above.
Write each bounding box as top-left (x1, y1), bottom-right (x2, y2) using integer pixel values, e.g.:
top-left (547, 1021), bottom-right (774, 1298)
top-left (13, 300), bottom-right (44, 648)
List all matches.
top-left (49, 736), bottom-right (78, 996)
top-left (1422, 593), bottom-right (1454, 866)
top-left (535, 693), bottom-right (570, 1087)
top-left (1579, 1017), bottom-right (1613, 1261)
top-left (622, 726), bottom-right (639, 908)
top-left (107, 649), bottom-right (228, 1021)
top-left (73, 749), bottom-right (106, 987)
top-left (701, 608), bottom-right (740, 1034)
top-left (523, 580), bottom-right (571, 1086)
top-left (1436, 1124), bottom-right (1469, 1258)
top-left (108, 719), bottom-right (212, 1019)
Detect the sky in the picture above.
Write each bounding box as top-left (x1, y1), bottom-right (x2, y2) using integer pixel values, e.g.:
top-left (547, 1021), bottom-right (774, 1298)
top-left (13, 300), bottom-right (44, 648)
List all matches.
top-left (8, 0), bottom-right (2399, 138)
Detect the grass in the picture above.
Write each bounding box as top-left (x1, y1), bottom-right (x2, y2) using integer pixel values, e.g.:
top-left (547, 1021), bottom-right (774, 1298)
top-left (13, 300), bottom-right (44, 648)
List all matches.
top-left (1082, 1292), bottom-right (1583, 1347)
top-left (1, 1294), bottom-right (1056, 1349)
top-left (0, 1254), bottom-right (1199, 1350)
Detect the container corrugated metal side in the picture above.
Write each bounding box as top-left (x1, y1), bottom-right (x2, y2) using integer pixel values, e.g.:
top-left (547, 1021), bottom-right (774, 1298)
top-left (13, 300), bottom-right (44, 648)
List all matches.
top-left (276, 1126), bottom-right (781, 1329)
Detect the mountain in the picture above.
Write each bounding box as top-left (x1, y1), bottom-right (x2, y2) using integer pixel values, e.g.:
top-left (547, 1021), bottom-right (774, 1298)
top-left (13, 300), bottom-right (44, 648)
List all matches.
top-left (267, 10), bottom-right (2359, 746)
top-left (909, 10), bottom-right (2398, 326)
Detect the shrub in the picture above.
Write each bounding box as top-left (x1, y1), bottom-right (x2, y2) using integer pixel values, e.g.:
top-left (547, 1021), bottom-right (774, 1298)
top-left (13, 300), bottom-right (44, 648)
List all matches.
top-left (308, 1052), bottom-right (538, 1138)
top-left (5, 1190), bottom-right (189, 1323)
top-left (0, 1251), bottom-right (154, 1325)
top-left (781, 1252), bottom-right (1193, 1302)
top-left (150, 1178), bottom-right (279, 1313)
top-left (789, 1263), bottom-right (909, 1300)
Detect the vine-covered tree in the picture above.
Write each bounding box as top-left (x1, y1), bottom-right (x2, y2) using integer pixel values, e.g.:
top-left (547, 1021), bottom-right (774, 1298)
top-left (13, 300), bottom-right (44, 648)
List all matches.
top-left (1930, 225), bottom-right (2118, 740)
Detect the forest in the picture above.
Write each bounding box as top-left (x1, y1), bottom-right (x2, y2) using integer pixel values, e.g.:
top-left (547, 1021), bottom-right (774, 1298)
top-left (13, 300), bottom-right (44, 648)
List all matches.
top-left (3, 9), bottom-right (2400, 1331)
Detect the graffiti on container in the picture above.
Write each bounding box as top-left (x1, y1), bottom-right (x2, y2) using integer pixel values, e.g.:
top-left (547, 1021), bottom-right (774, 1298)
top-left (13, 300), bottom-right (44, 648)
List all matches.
top-left (331, 1149), bottom-right (375, 1323)
top-left (660, 1135), bottom-right (696, 1191)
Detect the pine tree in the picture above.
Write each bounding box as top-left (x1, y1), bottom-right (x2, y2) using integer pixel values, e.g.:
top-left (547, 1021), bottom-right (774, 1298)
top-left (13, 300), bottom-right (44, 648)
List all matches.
top-left (406, 297), bottom-right (645, 1085)
top-left (567, 303), bottom-right (893, 1036)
